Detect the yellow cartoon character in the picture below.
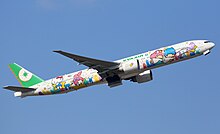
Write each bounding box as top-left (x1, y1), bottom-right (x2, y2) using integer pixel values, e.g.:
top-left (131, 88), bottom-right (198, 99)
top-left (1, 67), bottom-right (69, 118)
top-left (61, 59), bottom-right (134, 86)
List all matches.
top-left (93, 74), bottom-right (101, 82)
top-left (42, 87), bottom-right (51, 95)
top-left (186, 42), bottom-right (198, 56)
top-left (61, 81), bottom-right (66, 89)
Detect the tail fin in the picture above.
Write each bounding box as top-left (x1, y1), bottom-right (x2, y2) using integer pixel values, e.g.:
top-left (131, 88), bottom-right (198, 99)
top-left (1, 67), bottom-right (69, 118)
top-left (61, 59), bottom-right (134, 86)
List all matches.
top-left (8, 63), bottom-right (44, 87)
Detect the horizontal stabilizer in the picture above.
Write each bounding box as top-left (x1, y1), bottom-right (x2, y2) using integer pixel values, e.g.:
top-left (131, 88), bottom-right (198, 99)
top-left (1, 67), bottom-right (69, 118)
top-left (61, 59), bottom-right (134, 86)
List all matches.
top-left (3, 86), bottom-right (36, 93)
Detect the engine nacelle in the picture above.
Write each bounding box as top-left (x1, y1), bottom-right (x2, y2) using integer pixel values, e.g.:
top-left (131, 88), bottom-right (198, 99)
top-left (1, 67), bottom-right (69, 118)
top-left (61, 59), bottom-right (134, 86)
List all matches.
top-left (106, 75), bottom-right (122, 88)
top-left (119, 59), bottom-right (139, 73)
top-left (131, 70), bottom-right (153, 83)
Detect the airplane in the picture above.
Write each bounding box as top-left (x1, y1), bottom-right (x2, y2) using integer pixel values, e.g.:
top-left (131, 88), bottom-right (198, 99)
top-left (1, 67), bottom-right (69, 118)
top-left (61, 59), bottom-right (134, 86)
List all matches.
top-left (4, 40), bottom-right (215, 98)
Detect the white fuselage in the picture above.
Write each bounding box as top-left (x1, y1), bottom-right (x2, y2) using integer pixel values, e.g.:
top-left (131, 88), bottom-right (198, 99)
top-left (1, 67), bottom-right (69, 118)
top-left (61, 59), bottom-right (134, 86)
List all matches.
top-left (19, 40), bottom-right (215, 97)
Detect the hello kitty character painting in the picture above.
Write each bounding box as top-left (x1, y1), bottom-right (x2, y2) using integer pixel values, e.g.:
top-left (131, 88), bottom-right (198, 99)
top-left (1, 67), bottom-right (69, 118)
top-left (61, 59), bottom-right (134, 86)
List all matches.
top-left (73, 71), bottom-right (84, 86)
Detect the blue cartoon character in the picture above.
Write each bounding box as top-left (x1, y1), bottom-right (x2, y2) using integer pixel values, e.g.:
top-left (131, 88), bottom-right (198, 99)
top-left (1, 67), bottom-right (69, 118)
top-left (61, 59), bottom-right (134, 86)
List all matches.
top-left (51, 76), bottom-right (64, 93)
top-left (63, 82), bottom-right (71, 90)
top-left (164, 47), bottom-right (176, 63)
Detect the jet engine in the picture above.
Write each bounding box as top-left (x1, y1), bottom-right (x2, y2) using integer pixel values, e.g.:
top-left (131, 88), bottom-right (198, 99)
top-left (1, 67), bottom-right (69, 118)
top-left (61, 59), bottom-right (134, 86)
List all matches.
top-left (106, 75), bottom-right (122, 88)
top-left (131, 70), bottom-right (153, 83)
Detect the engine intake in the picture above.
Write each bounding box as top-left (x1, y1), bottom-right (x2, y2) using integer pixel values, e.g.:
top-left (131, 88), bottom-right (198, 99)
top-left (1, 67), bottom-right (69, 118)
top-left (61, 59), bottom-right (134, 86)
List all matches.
top-left (106, 75), bottom-right (122, 88)
top-left (131, 70), bottom-right (153, 83)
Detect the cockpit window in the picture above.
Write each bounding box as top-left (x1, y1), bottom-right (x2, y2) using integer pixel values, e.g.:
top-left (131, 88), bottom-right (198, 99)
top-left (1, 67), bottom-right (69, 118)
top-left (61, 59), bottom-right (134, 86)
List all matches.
top-left (204, 41), bottom-right (212, 43)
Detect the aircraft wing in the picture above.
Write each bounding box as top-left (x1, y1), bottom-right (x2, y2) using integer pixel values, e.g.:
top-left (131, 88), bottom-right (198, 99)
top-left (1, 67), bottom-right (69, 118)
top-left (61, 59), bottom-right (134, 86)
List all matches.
top-left (53, 50), bottom-right (120, 74)
top-left (4, 86), bottom-right (36, 93)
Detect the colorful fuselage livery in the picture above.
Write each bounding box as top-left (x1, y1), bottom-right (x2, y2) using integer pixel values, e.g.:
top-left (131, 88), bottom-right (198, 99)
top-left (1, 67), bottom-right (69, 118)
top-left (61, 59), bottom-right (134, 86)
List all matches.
top-left (4, 40), bottom-right (215, 97)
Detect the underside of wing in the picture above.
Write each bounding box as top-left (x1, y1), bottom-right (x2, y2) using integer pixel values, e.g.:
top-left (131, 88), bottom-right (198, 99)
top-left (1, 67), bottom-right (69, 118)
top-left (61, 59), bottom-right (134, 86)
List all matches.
top-left (3, 86), bottom-right (36, 93)
top-left (53, 50), bottom-right (120, 73)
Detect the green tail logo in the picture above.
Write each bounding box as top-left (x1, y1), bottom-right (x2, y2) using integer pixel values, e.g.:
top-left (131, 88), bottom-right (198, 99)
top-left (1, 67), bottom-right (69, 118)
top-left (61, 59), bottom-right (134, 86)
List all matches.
top-left (8, 63), bottom-right (44, 87)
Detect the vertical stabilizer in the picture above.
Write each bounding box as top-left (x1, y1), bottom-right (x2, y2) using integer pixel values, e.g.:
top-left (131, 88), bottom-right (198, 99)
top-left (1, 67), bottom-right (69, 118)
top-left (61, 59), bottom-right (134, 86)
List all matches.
top-left (8, 63), bottom-right (44, 87)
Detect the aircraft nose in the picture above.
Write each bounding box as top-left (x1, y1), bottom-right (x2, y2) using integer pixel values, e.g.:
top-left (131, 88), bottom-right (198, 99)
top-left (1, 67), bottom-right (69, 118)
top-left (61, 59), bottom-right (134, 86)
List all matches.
top-left (207, 42), bottom-right (215, 50)
top-left (204, 41), bottom-right (215, 50)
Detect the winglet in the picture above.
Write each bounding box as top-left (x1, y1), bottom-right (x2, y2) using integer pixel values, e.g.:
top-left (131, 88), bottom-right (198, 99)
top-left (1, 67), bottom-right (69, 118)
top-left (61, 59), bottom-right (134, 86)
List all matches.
top-left (53, 50), bottom-right (62, 53)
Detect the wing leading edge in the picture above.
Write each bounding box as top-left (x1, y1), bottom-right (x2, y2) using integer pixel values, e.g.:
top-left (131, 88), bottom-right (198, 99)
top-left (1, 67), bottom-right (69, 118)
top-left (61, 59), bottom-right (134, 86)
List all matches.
top-left (53, 50), bottom-right (120, 73)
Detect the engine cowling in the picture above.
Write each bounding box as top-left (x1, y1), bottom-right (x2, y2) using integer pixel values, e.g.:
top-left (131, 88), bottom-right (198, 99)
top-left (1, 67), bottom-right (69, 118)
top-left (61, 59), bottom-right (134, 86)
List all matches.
top-left (106, 75), bottom-right (122, 88)
top-left (119, 59), bottom-right (139, 73)
top-left (131, 70), bottom-right (153, 83)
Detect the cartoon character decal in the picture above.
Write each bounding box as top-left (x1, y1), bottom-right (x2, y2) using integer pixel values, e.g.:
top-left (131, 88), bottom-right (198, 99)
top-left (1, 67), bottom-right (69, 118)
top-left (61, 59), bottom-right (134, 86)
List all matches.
top-left (48, 76), bottom-right (72, 94)
top-left (38, 69), bottom-right (103, 95)
top-left (50, 76), bottom-right (63, 93)
top-left (82, 70), bottom-right (102, 86)
top-left (38, 42), bottom-right (201, 95)
top-left (175, 42), bottom-right (200, 60)
top-left (150, 50), bottom-right (163, 59)
top-left (186, 42), bottom-right (198, 56)
top-left (163, 47), bottom-right (176, 63)
top-left (41, 87), bottom-right (52, 95)
top-left (138, 58), bottom-right (147, 69)
top-left (164, 47), bottom-right (176, 58)
top-left (145, 42), bottom-right (201, 68)
top-left (73, 71), bottom-right (84, 86)
top-left (146, 50), bottom-right (164, 67)
top-left (81, 70), bottom-right (92, 86)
